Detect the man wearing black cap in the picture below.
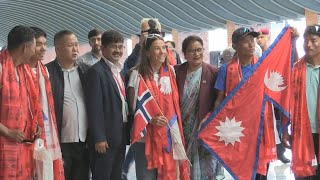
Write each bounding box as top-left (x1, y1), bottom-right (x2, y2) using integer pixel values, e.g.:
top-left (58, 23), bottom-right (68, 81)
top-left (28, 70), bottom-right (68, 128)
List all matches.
top-left (214, 27), bottom-right (259, 106)
top-left (214, 27), bottom-right (270, 179)
top-left (282, 25), bottom-right (320, 179)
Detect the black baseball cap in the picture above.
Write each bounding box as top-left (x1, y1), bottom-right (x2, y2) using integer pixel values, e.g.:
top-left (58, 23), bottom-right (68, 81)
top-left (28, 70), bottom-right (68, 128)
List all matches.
top-left (232, 27), bottom-right (259, 44)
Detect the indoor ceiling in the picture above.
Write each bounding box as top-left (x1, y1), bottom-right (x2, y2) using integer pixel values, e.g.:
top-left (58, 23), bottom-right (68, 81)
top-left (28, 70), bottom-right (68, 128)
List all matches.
top-left (0, 0), bottom-right (319, 47)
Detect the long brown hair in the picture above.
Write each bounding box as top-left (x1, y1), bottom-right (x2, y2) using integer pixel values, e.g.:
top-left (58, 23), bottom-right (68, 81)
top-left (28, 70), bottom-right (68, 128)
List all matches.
top-left (137, 34), bottom-right (167, 78)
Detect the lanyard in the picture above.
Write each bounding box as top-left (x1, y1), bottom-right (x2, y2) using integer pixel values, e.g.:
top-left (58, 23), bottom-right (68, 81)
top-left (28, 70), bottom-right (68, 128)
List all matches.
top-left (317, 70), bottom-right (320, 132)
top-left (112, 72), bottom-right (126, 97)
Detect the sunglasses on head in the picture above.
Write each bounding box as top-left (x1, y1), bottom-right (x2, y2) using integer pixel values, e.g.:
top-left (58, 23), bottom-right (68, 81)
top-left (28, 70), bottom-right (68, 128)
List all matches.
top-left (240, 27), bottom-right (255, 34)
top-left (145, 34), bottom-right (164, 46)
top-left (138, 30), bottom-right (165, 37)
top-left (305, 25), bottom-right (320, 34)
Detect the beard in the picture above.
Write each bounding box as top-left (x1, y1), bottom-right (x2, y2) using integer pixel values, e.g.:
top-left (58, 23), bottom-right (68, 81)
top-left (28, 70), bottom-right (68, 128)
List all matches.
top-left (92, 46), bottom-right (101, 54)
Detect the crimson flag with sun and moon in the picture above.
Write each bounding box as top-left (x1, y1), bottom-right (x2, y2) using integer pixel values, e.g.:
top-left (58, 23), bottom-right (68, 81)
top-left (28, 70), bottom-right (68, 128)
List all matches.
top-left (197, 26), bottom-right (294, 180)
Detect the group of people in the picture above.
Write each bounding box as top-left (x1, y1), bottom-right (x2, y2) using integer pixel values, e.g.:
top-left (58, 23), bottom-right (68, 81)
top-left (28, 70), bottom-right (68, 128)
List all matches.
top-left (0, 17), bottom-right (320, 180)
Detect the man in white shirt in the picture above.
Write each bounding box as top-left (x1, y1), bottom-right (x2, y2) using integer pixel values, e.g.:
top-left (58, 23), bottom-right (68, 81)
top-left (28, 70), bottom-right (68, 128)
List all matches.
top-left (46, 30), bottom-right (90, 180)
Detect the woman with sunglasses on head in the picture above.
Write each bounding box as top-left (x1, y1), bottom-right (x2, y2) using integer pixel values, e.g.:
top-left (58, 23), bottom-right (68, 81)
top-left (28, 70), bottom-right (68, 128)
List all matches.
top-left (174, 35), bottom-right (225, 180)
top-left (127, 34), bottom-right (189, 180)
top-left (282, 25), bottom-right (320, 180)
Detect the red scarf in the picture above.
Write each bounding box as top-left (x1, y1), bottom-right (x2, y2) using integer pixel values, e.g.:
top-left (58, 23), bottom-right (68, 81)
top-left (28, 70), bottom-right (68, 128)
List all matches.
top-left (32, 62), bottom-right (65, 180)
top-left (226, 56), bottom-right (276, 175)
top-left (226, 56), bottom-right (258, 95)
top-left (143, 64), bottom-right (189, 180)
top-left (0, 50), bottom-right (38, 179)
top-left (291, 58), bottom-right (318, 177)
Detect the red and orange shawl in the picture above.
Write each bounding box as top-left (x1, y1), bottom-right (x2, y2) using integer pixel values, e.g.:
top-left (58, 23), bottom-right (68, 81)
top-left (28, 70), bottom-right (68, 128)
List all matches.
top-left (291, 58), bottom-right (319, 177)
top-left (28, 61), bottom-right (65, 180)
top-left (226, 56), bottom-right (276, 175)
top-left (142, 63), bottom-right (189, 180)
top-left (0, 50), bottom-right (38, 179)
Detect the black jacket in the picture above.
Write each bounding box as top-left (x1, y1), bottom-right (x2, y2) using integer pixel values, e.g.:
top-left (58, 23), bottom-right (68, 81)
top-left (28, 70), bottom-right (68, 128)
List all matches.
top-left (86, 59), bottom-right (126, 147)
top-left (46, 59), bottom-right (90, 141)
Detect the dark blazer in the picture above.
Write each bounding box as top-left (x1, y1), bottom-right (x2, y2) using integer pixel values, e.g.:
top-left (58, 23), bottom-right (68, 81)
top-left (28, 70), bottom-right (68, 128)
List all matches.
top-left (86, 59), bottom-right (125, 148)
top-left (174, 62), bottom-right (219, 120)
top-left (46, 59), bottom-right (90, 140)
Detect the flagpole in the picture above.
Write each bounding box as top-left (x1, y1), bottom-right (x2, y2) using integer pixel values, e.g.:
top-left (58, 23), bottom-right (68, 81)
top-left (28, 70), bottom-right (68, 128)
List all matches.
top-left (138, 74), bottom-right (191, 165)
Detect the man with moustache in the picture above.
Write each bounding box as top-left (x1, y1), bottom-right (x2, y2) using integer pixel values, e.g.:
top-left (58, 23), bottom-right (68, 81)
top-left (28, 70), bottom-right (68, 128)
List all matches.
top-left (86, 30), bottom-right (128, 180)
top-left (46, 30), bottom-right (90, 180)
top-left (28, 27), bottom-right (65, 179)
top-left (0, 25), bottom-right (40, 180)
top-left (282, 25), bottom-right (320, 179)
top-left (79, 29), bottom-right (103, 66)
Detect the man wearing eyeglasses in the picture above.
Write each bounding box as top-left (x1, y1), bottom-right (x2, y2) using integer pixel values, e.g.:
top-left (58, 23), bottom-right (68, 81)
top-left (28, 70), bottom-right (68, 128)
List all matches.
top-left (86, 30), bottom-right (128, 180)
top-left (282, 25), bottom-right (320, 179)
top-left (46, 30), bottom-right (90, 180)
top-left (79, 29), bottom-right (103, 66)
top-left (0, 25), bottom-right (39, 179)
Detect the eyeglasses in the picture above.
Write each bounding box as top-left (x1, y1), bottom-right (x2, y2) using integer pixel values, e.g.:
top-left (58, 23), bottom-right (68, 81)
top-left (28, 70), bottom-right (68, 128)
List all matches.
top-left (305, 25), bottom-right (320, 34)
top-left (187, 48), bottom-right (204, 55)
top-left (22, 121), bottom-right (38, 144)
top-left (145, 33), bottom-right (164, 46)
top-left (109, 45), bottom-right (125, 50)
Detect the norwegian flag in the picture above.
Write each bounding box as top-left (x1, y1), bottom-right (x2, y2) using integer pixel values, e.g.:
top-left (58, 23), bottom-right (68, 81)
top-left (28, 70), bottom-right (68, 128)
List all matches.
top-left (131, 74), bottom-right (162, 144)
top-left (198, 26), bottom-right (294, 180)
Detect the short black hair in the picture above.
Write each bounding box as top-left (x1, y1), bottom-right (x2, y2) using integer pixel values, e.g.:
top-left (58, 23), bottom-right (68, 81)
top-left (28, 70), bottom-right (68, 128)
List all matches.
top-left (101, 30), bottom-right (124, 47)
top-left (182, 35), bottom-right (203, 54)
top-left (54, 30), bottom-right (74, 46)
top-left (7, 25), bottom-right (36, 51)
top-left (31, 27), bottom-right (47, 38)
top-left (165, 41), bottom-right (176, 48)
top-left (88, 29), bottom-right (103, 39)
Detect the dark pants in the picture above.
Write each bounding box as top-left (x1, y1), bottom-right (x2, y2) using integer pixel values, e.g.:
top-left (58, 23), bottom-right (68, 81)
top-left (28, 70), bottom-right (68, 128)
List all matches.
top-left (134, 142), bottom-right (157, 180)
top-left (61, 142), bottom-right (90, 180)
top-left (90, 126), bottom-right (127, 180)
top-left (122, 145), bottom-right (135, 174)
top-left (295, 133), bottom-right (320, 180)
top-left (276, 118), bottom-right (286, 156)
top-left (255, 163), bottom-right (269, 180)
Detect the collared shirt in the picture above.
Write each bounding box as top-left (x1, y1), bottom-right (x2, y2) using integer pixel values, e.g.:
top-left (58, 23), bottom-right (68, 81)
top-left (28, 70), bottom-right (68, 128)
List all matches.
top-left (306, 63), bottom-right (320, 133)
top-left (59, 62), bottom-right (87, 143)
top-left (78, 51), bottom-right (99, 66)
top-left (103, 57), bottom-right (128, 122)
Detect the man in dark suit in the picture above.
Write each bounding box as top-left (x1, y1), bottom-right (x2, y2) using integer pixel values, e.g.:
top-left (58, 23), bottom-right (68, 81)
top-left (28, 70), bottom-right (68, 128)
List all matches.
top-left (86, 30), bottom-right (128, 180)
